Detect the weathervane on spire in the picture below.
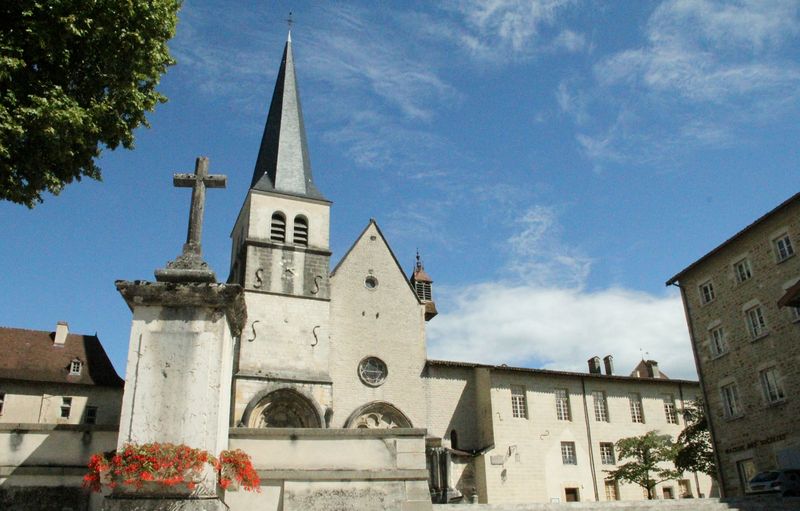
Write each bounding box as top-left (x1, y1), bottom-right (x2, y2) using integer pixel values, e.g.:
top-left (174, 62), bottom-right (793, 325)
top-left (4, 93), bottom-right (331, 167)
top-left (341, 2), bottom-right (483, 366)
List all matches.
top-left (286, 11), bottom-right (294, 31)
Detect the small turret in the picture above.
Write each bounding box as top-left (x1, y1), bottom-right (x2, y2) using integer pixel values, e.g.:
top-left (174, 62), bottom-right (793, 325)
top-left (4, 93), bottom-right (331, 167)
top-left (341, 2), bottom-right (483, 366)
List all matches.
top-left (410, 251), bottom-right (437, 321)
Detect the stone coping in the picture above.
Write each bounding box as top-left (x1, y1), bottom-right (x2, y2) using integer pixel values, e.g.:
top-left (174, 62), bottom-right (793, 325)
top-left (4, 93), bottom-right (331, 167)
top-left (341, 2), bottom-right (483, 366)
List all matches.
top-left (0, 466), bottom-right (87, 476)
top-left (0, 423), bottom-right (118, 432)
top-left (115, 280), bottom-right (246, 337)
top-left (229, 427), bottom-right (427, 438)
top-left (256, 468), bottom-right (428, 481)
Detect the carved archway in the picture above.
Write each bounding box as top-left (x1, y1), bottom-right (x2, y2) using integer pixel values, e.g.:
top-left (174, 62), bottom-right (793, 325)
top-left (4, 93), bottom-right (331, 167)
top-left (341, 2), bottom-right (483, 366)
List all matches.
top-left (244, 388), bottom-right (323, 428)
top-left (344, 401), bottom-right (413, 429)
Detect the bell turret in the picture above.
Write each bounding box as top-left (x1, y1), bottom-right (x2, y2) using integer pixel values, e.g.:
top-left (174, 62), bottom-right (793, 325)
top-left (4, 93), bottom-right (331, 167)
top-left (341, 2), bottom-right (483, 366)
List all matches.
top-left (410, 251), bottom-right (437, 321)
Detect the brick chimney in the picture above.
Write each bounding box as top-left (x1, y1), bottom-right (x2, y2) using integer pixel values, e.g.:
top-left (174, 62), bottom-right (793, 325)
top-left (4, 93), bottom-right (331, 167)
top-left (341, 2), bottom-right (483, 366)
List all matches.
top-left (54, 321), bottom-right (69, 346)
top-left (587, 356), bottom-right (602, 374)
top-left (603, 355), bottom-right (614, 376)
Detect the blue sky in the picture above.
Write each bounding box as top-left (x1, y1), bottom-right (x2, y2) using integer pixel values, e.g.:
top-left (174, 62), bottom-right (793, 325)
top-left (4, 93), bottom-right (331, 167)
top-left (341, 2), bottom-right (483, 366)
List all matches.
top-left (2, 0), bottom-right (798, 380)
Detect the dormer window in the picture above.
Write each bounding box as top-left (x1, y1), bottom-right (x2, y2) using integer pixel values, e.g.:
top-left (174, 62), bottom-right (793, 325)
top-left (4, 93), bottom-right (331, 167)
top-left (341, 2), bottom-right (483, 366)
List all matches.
top-left (270, 212), bottom-right (286, 242)
top-left (69, 359), bottom-right (82, 375)
top-left (293, 216), bottom-right (308, 246)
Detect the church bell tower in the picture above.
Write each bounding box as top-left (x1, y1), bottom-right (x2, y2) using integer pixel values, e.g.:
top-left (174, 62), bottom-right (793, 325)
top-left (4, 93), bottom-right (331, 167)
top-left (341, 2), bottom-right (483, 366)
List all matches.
top-left (228, 32), bottom-right (333, 427)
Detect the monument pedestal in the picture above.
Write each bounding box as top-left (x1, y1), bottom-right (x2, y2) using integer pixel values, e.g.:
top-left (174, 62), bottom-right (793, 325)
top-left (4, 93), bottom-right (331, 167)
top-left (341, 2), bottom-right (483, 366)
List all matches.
top-left (107, 281), bottom-right (245, 510)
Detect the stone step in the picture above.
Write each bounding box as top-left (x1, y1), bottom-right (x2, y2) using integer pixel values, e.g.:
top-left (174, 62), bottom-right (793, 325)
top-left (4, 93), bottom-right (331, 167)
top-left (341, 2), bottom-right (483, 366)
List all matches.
top-left (435, 497), bottom-right (800, 511)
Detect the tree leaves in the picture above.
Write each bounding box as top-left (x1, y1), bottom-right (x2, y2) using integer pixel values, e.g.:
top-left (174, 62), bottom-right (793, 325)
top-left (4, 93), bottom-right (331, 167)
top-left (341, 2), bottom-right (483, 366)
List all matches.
top-left (605, 430), bottom-right (683, 500)
top-left (0, 0), bottom-right (180, 207)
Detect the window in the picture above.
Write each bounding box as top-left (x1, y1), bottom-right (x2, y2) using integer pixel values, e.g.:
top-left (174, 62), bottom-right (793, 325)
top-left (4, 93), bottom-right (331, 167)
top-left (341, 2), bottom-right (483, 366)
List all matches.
top-left (561, 442), bottom-right (577, 465)
top-left (663, 487), bottom-right (675, 499)
top-left (604, 480), bottom-right (619, 501)
top-left (357, 357), bottom-right (387, 387)
top-left (599, 442), bottom-right (615, 464)
top-left (364, 276), bottom-right (379, 289)
top-left (60, 397), bottom-right (72, 419)
top-left (85, 406), bottom-right (98, 425)
top-left (270, 212), bottom-right (286, 242)
top-left (709, 326), bottom-right (727, 357)
top-left (555, 389), bottom-right (571, 421)
top-left (69, 359), bottom-right (82, 375)
top-left (564, 487), bottom-right (580, 502)
top-left (629, 393), bottom-right (644, 423)
top-left (775, 234), bottom-right (795, 262)
top-left (760, 367), bottom-right (785, 403)
top-left (593, 391), bottom-right (609, 422)
top-left (734, 258), bottom-right (752, 283)
top-left (699, 280), bottom-right (715, 304)
top-left (0, 392), bottom-right (4, 415)
top-left (293, 216), bottom-right (308, 246)
top-left (663, 395), bottom-right (679, 424)
top-left (746, 306), bottom-right (767, 339)
top-left (721, 383), bottom-right (742, 418)
top-left (511, 385), bottom-right (528, 419)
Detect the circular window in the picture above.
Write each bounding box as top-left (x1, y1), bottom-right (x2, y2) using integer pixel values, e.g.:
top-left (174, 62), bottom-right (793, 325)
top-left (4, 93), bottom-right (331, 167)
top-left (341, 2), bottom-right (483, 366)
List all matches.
top-left (364, 276), bottom-right (378, 289)
top-left (358, 357), bottom-right (387, 387)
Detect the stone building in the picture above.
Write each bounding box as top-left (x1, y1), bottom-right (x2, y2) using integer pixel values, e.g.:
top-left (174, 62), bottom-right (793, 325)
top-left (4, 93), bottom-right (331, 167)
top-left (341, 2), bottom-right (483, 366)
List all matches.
top-left (667, 192), bottom-right (800, 497)
top-left (0, 323), bottom-right (123, 426)
top-left (0, 323), bottom-right (122, 510)
top-left (1, 34), bottom-right (714, 510)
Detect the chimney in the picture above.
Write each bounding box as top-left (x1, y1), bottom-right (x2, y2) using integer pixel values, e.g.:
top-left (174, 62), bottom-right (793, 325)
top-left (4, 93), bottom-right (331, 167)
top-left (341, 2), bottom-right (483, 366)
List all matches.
top-left (646, 360), bottom-right (660, 378)
top-left (54, 321), bottom-right (69, 346)
top-left (603, 355), bottom-right (614, 376)
top-left (587, 356), bottom-right (602, 374)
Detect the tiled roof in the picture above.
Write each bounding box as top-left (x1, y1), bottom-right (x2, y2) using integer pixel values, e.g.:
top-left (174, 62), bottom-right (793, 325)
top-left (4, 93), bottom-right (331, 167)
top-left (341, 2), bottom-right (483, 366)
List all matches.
top-left (0, 327), bottom-right (124, 387)
top-left (426, 359), bottom-right (697, 385)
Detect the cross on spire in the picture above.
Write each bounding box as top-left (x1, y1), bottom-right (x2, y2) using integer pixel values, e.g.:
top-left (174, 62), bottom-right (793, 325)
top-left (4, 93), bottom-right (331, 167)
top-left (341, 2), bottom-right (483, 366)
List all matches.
top-left (154, 156), bottom-right (227, 283)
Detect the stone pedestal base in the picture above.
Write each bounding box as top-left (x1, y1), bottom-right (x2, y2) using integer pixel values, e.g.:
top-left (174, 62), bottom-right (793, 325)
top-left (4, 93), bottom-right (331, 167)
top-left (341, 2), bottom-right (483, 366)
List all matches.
top-left (103, 496), bottom-right (228, 511)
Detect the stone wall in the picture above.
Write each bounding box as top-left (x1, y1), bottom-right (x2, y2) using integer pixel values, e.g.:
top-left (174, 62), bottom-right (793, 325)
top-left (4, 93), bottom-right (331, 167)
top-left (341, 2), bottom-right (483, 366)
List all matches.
top-left (0, 381), bottom-right (121, 426)
top-left (676, 198), bottom-right (800, 496)
top-left (226, 427), bottom-right (432, 511)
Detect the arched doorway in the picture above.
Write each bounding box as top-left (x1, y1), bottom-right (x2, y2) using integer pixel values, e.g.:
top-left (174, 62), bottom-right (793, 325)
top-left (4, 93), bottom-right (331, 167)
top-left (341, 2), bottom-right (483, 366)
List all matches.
top-left (245, 388), bottom-right (323, 428)
top-left (344, 401), bottom-right (413, 429)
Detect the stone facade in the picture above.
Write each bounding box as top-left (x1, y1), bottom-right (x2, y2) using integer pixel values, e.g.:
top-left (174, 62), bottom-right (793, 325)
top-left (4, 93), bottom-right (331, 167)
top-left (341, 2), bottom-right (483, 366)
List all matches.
top-left (668, 192), bottom-right (800, 497)
top-left (424, 362), bottom-right (713, 503)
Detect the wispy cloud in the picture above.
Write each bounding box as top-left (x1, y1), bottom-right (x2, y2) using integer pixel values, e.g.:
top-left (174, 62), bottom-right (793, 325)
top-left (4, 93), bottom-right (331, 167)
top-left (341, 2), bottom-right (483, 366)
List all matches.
top-left (506, 205), bottom-right (591, 287)
top-left (440, 0), bottom-right (579, 58)
top-left (579, 0), bottom-right (800, 166)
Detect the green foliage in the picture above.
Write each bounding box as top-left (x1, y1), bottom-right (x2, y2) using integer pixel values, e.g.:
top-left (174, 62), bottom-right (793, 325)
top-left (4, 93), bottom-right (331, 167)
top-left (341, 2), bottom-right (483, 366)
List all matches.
top-left (605, 430), bottom-right (682, 500)
top-left (675, 398), bottom-right (717, 478)
top-left (0, 0), bottom-right (181, 207)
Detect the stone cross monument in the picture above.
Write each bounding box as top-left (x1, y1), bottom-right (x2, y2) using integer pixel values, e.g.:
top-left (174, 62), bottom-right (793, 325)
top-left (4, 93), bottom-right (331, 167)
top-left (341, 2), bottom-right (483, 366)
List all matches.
top-left (155, 156), bottom-right (226, 283)
top-left (110, 157), bottom-right (246, 511)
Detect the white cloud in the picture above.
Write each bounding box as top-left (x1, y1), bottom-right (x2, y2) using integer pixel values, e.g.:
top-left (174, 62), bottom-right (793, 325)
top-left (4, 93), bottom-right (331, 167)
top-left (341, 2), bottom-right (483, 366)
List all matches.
top-left (552, 29), bottom-right (587, 53)
top-left (427, 284), bottom-right (697, 379)
top-left (426, 204), bottom-right (696, 380)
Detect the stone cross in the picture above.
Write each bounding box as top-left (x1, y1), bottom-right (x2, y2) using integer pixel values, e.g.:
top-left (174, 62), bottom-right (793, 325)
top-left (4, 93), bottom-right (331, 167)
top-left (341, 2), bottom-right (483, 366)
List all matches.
top-left (174, 156), bottom-right (226, 256)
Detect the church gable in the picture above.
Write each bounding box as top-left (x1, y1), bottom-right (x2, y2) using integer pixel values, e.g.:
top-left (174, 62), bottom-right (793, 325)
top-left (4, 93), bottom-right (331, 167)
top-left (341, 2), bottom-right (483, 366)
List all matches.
top-left (328, 220), bottom-right (429, 429)
top-left (330, 220), bottom-right (421, 306)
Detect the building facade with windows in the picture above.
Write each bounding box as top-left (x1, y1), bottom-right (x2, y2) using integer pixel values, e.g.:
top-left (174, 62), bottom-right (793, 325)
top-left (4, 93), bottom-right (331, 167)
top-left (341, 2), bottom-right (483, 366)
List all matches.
top-left (667, 192), bottom-right (800, 497)
top-left (424, 358), bottom-right (712, 503)
top-left (0, 323), bottom-right (123, 426)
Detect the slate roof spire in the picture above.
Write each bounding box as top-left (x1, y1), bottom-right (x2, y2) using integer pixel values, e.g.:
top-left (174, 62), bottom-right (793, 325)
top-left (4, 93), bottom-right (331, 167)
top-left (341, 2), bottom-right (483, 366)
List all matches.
top-left (250, 32), bottom-right (325, 200)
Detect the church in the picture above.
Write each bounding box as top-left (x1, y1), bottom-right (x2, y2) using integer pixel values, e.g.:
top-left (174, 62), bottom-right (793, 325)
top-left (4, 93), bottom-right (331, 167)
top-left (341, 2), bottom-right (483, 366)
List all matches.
top-left (0, 34), bottom-right (713, 510)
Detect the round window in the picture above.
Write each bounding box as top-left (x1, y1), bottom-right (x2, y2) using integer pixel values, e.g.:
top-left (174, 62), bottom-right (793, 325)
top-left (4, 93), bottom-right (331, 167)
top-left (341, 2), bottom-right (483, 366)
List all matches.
top-left (364, 276), bottom-right (378, 289)
top-left (358, 357), bottom-right (387, 386)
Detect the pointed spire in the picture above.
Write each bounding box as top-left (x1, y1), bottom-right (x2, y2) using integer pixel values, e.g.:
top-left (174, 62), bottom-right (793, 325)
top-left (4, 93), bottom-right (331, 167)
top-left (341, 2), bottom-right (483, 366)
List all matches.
top-left (250, 35), bottom-right (325, 200)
